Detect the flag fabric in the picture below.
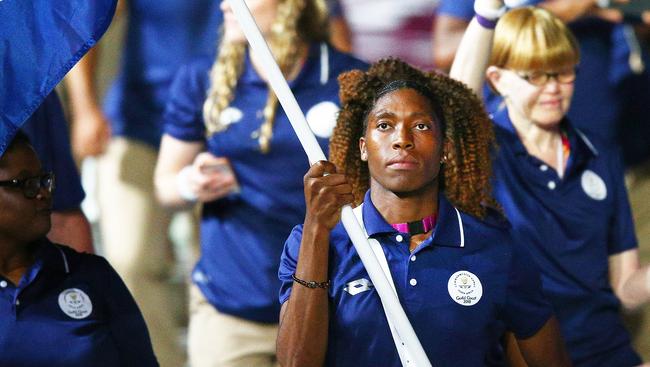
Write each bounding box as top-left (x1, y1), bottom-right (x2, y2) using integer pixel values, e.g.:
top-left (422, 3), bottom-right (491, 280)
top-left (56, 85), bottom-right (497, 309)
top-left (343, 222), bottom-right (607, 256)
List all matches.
top-left (0, 0), bottom-right (117, 156)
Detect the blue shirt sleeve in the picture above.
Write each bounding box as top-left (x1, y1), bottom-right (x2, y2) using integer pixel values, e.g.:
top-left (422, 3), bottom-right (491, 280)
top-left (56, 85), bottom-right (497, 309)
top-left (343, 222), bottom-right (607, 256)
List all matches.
top-left (21, 92), bottom-right (85, 211)
top-left (502, 241), bottom-right (554, 339)
top-left (278, 225), bottom-right (304, 305)
top-left (436, 0), bottom-right (474, 20)
top-left (95, 256), bottom-right (159, 366)
top-left (606, 151), bottom-right (638, 255)
top-left (162, 61), bottom-right (210, 142)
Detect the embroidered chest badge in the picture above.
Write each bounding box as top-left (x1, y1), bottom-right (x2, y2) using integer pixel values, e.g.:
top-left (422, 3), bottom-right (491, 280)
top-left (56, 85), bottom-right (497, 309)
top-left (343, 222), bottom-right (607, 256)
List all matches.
top-left (447, 271), bottom-right (483, 306)
top-left (344, 278), bottom-right (374, 296)
top-left (581, 170), bottom-right (607, 200)
top-left (58, 288), bottom-right (93, 319)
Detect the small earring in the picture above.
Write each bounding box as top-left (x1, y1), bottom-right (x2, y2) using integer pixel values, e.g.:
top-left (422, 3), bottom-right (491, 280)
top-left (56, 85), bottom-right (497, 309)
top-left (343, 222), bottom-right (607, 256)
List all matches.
top-left (440, 155), bottom-right (448, 165)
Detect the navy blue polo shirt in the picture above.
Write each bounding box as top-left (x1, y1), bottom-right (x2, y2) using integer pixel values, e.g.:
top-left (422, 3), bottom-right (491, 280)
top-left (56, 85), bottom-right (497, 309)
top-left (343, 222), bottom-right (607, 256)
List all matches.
top-left (163, 43), bottom-right (367, 323)
top-left (279, 192), bottom-right (553, 366)
top-left (103, 0), bottom-right (222, 147)
top-left (0, 240), bottom-right (158, 367)
top-left (21, 91), bottom-right (85, 212)
top-left (491, 108), bottom-right (641, 366)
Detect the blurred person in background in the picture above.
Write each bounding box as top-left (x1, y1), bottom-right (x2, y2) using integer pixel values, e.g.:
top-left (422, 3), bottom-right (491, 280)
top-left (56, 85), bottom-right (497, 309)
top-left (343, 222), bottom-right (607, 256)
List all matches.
top-left (65, 1), bottom-right (222, 365)
top-left (154, 0), bottom-right (366, 365)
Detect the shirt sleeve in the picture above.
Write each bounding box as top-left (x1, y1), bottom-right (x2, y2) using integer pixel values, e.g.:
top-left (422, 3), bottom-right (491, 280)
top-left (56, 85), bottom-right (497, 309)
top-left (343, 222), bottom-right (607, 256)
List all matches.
top-left (606, 151), bottom-right (638, 255)
top-left (162, 61), bottom-right (209, 142)
top-left (98, 257), bottom-right (159, 367)
top-left (278, 225), bottom-right (304, 305)
top-left (21, 92), bottom-right (85, 211)
top-left (436, 0), bottom-right (474, 20)
top-left (502, 240), bottom-right (554, 339)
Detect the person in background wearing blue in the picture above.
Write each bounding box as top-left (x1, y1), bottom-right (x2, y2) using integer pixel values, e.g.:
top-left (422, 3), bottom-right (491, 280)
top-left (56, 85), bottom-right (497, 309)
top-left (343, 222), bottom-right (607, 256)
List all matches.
top-left (451, 1), bottom-right (650, 365)
top-left (154, 0), bottom-right (366, 365)
top-left (21, 91), bottom-right (93, 254)
top-left (65, 1), bottom-right (222, 365)
top-left (0, 132), bottom-right (158, 367)
top-left (435, 0), bottom-right (650, 150)
top-left (276, 58), bottom-right (571, 367)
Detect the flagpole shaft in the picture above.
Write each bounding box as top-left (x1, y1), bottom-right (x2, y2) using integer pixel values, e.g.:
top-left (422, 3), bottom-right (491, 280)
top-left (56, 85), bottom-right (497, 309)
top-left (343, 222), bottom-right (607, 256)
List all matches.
top-left (226, 1), bottom-right (432, 366)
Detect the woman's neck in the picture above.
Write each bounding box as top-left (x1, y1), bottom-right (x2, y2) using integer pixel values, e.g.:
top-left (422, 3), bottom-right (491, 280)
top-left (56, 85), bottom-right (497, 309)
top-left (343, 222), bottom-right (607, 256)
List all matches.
top-left (507, 108), bottom-right (565, 169)
top-left (370, 180), bottom-right (439, 225)
top-left (0, 239), bottom-right (36, 286)
top-left (249, 42), bottom-right (309, 83)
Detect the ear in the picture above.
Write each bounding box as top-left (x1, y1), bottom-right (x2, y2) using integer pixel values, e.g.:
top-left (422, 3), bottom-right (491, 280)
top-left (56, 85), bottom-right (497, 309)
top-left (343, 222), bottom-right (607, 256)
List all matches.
top-left (359, 137), bottom-right (368, 162)
top-left (486, 66), bottom-right (506, 96)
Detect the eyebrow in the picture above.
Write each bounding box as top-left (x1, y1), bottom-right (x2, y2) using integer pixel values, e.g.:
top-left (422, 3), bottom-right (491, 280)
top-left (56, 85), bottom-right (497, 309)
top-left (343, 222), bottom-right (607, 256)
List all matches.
top-left (372, 110), bottom-right (433, 119)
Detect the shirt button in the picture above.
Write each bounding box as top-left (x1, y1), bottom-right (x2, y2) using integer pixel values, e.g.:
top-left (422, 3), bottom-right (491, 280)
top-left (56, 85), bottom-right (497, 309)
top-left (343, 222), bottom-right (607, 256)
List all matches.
top-left (395, 235), bottom-right (404, 243)
top-left (547, 181), bottom-right (556, 190)
top-left (15, 299), bottom-right (20, 306)
top-left (540, 164), bottom-right (549, 171)
top-left (0, 280), bottom-right (7, 288)
top-left (410, 255), bottom-right (416, 262)
top-left (409, 278), bottom-right (417, 286)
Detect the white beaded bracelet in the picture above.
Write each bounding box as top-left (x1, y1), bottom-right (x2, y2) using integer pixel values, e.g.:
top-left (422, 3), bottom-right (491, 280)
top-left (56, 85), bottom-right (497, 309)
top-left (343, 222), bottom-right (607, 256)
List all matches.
top-left (176, 165), bottom-right (198, 202)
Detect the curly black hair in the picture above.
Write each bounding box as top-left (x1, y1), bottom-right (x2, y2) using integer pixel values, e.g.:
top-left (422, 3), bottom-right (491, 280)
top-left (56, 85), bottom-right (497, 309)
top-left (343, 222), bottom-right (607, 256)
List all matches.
top-left (329, 58), bottom-right (497, 219)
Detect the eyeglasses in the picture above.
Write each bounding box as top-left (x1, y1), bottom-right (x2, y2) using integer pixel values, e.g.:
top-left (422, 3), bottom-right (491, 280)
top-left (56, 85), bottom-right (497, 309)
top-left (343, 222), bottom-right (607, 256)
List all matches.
top-left (515, 68), bottom-right (577, 86)
top-left (0, 172), bottom-right (55, 199)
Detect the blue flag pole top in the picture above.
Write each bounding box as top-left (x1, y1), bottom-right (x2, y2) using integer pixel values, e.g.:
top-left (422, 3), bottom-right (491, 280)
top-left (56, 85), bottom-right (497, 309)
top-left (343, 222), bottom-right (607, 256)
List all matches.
top-left (225, 0), bottom-right (432, 365)
top-left (0, 0), bottom-right (117, 156)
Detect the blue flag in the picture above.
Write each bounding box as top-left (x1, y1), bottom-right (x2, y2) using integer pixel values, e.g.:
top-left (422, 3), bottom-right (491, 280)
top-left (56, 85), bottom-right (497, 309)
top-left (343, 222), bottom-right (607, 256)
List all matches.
top-left (0, 0), bottom-right (117, 156)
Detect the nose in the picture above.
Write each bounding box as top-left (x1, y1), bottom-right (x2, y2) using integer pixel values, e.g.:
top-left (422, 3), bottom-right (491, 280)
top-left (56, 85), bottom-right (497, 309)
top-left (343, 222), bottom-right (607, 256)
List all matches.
top-left (544, 77), bottom-right (561, 93)
top-left (392, 126), bottom-right (414, 151)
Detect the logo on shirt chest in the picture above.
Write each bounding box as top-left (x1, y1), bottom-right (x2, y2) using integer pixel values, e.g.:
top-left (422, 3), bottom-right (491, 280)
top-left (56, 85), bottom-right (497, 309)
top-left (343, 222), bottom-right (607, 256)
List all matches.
top-left (58, 288), bottom-right (93, 319)
top-left (343, 278), bottom-right (374, 296)
top-left (447, 271), bottom-right (483, 306)
top-left (581, 170), bottom-right (607, 201)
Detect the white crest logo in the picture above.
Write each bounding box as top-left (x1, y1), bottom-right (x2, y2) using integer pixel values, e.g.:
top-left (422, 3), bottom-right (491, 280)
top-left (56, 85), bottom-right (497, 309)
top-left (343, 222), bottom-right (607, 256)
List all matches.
top-left (219, 107), bottom-right (243, 127)
top-left (58, 288), bottom-right (93, 319)
top-left (344, 278), bottom-right (373, 296)
top-left (447, 271), bottom-right (483, 306)
top-left (581, 170), bottom-right (607, 201)
top-left (306, 101), bottom-right (339, 138)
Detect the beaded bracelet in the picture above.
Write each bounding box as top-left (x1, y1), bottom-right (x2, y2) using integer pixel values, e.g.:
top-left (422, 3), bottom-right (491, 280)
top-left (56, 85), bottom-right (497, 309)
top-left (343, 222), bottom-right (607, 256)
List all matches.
top-left (292, 273), bottom-right (330, 289)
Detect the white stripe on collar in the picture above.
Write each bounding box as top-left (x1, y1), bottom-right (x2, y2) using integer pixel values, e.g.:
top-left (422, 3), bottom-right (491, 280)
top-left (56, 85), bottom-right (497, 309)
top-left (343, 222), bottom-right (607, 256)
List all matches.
top-left (454, 208), bottom-right (465, 248)
top-left (320, 42), bottom-right (329, 85)
top-left (56, 245), bottom-right (70, 274)
top-left (575, 128), bottom-right (599, 156)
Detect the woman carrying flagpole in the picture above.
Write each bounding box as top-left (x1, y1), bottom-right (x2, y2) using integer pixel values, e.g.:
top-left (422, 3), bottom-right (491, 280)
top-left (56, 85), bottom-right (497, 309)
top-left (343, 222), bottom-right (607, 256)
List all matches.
top-left (276, 58), bottom-right (572, 366)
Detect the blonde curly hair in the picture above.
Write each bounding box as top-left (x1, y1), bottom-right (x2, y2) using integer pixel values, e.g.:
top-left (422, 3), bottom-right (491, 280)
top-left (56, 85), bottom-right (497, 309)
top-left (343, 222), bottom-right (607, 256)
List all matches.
top-left (202, 0), bottom-right (329, 153)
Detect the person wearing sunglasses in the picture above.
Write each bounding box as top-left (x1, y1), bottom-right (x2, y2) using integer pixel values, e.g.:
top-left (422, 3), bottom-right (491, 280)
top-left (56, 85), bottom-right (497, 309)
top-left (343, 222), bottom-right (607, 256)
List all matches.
top-left (0, 132), bottom-right (158, 366)
top-left (451, 2), bottom-right (649, 365)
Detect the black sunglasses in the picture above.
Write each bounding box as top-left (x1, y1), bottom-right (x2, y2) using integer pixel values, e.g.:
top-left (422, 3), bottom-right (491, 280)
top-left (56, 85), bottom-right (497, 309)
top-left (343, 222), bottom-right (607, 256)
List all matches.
top-left (0, 172), bottom-right (55, 199)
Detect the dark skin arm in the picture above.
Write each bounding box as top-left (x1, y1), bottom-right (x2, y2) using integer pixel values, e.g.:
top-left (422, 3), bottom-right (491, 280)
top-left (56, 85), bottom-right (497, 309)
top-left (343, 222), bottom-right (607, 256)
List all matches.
top-left (505, 317), bottom-right (573, 367)
top-left (276, 161), bottom-right (354, 367)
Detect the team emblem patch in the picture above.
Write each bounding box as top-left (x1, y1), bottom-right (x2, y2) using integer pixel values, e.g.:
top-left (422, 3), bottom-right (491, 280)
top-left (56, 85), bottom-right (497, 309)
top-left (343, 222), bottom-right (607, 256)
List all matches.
top-left (581, 170), bottom-right (607, 200)
top-left (219, 107), bottom-right (243, 127)
top-left (306, 101), bottom-right (339, 138)
top-left (447, 271), bottom-right (483, 306)
top-left (58, 288), bottom-right (93, 319)
top-left (344, 278), bottom-right (373, 296)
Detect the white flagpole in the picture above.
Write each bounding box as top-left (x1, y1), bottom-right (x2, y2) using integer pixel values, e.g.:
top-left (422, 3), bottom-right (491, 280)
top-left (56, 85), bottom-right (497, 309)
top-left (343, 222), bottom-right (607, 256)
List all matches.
top-left (226, 1), bottom-right (432, 366)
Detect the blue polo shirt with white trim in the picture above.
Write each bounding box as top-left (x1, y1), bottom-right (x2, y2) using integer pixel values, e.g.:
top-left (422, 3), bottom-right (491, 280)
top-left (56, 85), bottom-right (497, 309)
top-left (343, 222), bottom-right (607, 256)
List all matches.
top-left (163, 43), bottom-right (367, 323)
top-left (279, 191), bottom-right (553, 366)
top-left (491, 108), bottom-right (641, 366)
top-left (0, 240), bottom-right (158, 367)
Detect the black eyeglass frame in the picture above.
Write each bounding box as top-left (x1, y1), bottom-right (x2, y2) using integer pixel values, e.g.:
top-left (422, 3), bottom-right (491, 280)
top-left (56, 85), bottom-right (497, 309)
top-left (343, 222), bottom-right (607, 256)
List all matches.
top-left (0, 172), bottom-right (55, 199)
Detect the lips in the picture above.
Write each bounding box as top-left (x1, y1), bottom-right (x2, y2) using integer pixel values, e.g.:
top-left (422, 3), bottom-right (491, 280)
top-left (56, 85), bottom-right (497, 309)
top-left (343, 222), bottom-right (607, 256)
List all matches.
top-left (387, 156), bottom-right (419, 170)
